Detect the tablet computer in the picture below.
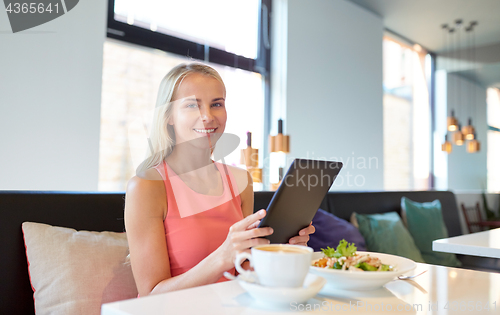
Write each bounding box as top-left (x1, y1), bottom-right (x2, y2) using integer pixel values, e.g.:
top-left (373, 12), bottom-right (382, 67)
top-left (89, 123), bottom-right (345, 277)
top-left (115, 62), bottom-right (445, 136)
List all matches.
top-left (258, 159), bottom-right (343, 244)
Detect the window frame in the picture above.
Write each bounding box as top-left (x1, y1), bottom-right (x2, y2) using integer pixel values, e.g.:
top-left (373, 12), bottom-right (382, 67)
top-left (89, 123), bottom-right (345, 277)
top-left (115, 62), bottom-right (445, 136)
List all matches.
top-left (487, 88), bottom-right (500, 192)
top-left (382, 30), bottom-right (437, 190)
top-left (428, 51), bottom-right (437, 188)
top-left (104, 0), bottom-right (272, 190)
top-left (106, 0), bottom-right (271, 75)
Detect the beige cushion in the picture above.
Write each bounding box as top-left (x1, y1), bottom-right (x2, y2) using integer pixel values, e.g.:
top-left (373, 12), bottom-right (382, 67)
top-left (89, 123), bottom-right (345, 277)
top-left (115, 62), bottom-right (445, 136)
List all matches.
top-left (22, 222), bottom-right (137, 315)
top-left (350, 212), bottom-right (359, 228)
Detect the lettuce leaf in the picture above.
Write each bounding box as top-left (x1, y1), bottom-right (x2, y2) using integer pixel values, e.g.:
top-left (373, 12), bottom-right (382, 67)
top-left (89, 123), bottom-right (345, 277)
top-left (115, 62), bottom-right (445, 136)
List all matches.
top-left (336, 239), bottom-right (357, 257)
top-left (320, 246), bottom-right (337, 258)
top-left (321, 239), bottom-right (357, 258)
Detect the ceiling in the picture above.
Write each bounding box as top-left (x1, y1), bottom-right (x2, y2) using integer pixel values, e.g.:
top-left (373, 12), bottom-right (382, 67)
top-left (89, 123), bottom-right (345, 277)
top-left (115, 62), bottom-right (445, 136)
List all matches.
top-left (348, 0), bottom-right (500, 88)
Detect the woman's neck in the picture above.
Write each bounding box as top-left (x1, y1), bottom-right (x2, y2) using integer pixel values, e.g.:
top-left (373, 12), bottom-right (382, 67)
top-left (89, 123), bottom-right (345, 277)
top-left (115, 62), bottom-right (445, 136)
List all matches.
top-left (166, 145), bottom-right (215, 176)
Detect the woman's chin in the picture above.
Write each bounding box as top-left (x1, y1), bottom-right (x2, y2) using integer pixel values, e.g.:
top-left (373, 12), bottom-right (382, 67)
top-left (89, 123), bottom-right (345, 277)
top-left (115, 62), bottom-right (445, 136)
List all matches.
top-left (175, 135), bottom-right (222, 151)
top-left (196, 132), bottom-right (223, 144)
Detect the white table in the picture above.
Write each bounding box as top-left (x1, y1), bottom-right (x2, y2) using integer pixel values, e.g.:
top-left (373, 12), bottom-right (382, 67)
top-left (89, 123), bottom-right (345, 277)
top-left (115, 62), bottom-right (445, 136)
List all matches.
top-left (433, 228), bottom-right (500, 259)
top-left (102, 264), bottom-right (500, 314)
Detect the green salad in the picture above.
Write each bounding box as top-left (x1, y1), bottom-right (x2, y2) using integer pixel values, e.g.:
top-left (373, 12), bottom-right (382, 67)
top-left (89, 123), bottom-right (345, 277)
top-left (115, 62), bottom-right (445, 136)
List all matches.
top-left (312, 240), bottom-right (393, 272)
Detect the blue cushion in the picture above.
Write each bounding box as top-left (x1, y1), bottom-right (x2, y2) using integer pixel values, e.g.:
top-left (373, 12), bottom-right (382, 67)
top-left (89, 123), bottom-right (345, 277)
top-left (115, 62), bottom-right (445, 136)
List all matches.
top-left (354, 211), bottom-right (425, 263)
top-left (401, 197), bottom-right (462, 267)
top-left (309, 208), bottom-right (367, 252)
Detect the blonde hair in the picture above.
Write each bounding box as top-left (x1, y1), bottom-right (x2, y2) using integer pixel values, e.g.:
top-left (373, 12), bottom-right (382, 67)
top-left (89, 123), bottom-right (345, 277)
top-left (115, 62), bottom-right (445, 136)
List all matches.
top-left (136, 63), bottom-right (225, 174)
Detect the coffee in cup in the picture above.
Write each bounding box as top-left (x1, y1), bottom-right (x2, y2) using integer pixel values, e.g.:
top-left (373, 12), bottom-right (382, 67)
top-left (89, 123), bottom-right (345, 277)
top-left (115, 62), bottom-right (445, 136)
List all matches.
top-left (234, 244), bottom-right (313, 288)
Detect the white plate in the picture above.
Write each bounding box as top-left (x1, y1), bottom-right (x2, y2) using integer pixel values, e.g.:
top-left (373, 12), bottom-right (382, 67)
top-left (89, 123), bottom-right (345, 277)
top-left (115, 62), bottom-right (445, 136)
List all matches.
top-left (309, 251), bottom-right (416, 291)
top-left (237, 273), bottom-right (326, 307)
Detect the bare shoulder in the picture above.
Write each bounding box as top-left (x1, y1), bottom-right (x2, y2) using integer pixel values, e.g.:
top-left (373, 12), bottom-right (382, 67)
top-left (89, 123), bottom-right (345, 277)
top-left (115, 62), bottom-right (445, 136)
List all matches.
top-left (224, 164), bottom-right (251, 195)
top-left (225, 164), bottom-right (247, 179)
top-left (127, 168), bottom-right (164, 196)
top-left (136, 167), bottom-right (163, 181)
top-left (126, 168), bottom-right (167, 218)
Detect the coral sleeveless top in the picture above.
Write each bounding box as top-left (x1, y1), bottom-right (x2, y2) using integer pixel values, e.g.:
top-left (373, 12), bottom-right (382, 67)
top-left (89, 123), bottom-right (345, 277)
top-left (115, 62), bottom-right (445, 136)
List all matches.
top-left (155, 161), bottom-right (243, 282)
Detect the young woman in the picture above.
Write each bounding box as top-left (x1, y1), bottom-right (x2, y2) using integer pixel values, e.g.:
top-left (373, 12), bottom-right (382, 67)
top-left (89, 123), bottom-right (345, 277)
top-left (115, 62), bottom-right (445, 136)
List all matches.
top-left (125, 63), bottom-right (315, 297)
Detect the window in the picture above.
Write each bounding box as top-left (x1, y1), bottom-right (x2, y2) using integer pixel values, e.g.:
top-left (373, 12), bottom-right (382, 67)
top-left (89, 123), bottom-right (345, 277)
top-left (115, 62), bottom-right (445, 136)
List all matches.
top-left (113, 0), bottom-right (260, 59)
top-left (383, 36), bottom-right (433, 190)
top-left (106, 0), bottom-right (271, 73)
top-left (487, 87), bottom-right (500, 192)
top-left (99, 1), bottom-right (270, 191)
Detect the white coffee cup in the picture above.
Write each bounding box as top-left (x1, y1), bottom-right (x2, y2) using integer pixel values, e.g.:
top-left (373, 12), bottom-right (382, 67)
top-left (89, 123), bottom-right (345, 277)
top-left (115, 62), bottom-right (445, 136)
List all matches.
top-left (234, 244), bottom-right (313, 288)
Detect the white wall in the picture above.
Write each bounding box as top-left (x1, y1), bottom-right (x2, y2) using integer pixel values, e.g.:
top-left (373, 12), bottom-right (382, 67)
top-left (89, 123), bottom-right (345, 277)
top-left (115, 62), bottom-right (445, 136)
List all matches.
top-left (282, 0), bottom-right (384, 190)
top-left (0, 1), bottom-right (107, 190)
top-left (446, 74), bottom-right (488, 191)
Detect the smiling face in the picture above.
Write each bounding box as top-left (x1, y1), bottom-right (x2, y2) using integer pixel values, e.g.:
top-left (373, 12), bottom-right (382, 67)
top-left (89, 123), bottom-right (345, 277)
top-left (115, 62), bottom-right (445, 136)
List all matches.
top-left (169, 73), bottom-right (227, 150)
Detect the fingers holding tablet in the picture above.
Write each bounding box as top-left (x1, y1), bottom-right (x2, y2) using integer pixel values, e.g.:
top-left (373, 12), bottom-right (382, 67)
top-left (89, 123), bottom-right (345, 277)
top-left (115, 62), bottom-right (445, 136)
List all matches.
top-left (289, 223), bottom-right (315, 246)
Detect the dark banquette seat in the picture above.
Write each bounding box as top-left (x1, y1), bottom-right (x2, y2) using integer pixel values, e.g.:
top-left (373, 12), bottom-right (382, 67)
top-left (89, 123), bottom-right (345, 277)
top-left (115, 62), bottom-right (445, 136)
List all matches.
top-left (1, 190), bottom-right (498, 315)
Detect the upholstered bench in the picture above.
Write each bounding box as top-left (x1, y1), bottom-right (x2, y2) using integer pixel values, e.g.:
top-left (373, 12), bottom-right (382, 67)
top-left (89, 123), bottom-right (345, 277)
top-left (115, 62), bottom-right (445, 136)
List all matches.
top-left (2, 190), bottom-right (499, 315)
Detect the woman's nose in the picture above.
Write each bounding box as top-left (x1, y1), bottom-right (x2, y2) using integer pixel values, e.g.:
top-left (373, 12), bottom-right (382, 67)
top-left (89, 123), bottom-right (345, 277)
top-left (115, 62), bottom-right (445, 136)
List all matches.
top-left (199, 107), bottom-right (214, 122)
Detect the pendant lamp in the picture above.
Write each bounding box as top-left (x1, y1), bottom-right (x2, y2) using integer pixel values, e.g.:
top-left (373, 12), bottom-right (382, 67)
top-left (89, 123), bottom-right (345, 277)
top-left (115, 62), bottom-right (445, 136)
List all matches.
top-left (249, 168), bottom-right (263, 183)
top-left (453, 123), bottom-right (464, 145)
top-left (462, 118), bottom-right (475, 140)
top-left (441, 19), bottom-right (481, 154)
top-left (447, 110), bottom-right (459, 131)
top-left (441, 135), bottom-right (452, 153)
top-left (240, 132), bottom-right (262, 183)
top-left (466, 135), bottom-right (481, 153)
top-left (269, 119), bottom-right (290, 153)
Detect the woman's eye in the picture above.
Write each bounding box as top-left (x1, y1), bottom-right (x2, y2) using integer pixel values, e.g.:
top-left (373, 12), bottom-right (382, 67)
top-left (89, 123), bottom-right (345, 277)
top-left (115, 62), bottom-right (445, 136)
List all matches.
top-left (212, 103), bottom-right (223, 107)
top-left (186, 103), bottom-right (198, 108)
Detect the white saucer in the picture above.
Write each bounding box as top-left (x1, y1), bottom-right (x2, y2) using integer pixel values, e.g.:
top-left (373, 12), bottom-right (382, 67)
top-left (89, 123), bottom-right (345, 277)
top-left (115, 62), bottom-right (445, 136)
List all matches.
top-left (237, 273), bottom-right (326, 307)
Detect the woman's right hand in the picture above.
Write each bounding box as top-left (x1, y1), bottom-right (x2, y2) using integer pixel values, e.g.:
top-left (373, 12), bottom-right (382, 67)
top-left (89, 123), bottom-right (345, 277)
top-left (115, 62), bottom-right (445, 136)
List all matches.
top-left (217, 209), bottom-right (274, 270)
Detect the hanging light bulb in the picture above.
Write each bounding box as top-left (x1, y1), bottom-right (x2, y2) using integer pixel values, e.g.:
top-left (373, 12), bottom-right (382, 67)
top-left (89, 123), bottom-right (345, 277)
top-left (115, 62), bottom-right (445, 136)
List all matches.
top-left (441, 135), bottom-right (452, 153)
top-left (453, 123), bottom-right (464, 145)
top-left (467, 133), bottom-right (481, 153)
top-left (447, 110), bottom-right (458, 131)
top-left (462, 118), bottom-right (475, 140)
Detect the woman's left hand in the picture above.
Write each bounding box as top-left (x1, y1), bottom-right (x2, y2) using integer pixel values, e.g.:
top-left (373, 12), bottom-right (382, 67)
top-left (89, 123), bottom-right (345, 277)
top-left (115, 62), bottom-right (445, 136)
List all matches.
top-left (288, 223), bottom-right (315, 246)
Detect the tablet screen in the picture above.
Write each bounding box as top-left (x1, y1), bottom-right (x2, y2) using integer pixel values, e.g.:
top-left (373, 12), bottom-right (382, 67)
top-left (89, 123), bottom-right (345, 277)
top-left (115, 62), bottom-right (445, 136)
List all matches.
top-left (258, 159), bottom-right (343, 244)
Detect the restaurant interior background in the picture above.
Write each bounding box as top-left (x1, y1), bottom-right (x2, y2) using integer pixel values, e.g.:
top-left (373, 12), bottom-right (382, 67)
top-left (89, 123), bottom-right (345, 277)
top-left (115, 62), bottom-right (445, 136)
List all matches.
top-left (1, 0), bottom-right (500, 232)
